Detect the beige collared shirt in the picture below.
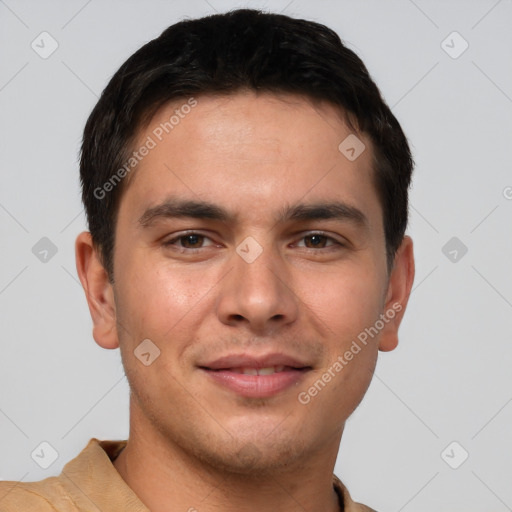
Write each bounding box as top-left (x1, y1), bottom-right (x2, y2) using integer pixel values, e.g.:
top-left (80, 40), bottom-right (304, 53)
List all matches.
top-left (0, 439), bottom-right (376, 511)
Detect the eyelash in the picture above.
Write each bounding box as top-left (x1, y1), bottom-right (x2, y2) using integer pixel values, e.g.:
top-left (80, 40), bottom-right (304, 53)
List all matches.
top-left (162, 231), bottom-right (344, 252)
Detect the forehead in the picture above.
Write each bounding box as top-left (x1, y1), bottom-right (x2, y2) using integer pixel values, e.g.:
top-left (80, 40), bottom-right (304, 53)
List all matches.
top-left (119, 91), bottom-right (381, 229)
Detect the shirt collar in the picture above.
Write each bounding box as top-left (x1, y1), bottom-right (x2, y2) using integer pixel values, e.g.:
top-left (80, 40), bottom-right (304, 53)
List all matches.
top-left (59, 438), bottom-right (370, 511)
top-left (59, 438), bottom-right (148, 511)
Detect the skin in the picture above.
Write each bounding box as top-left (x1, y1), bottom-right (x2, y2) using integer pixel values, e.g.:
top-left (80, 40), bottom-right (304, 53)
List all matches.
top-left (76, 91), bottom-right (414, 512)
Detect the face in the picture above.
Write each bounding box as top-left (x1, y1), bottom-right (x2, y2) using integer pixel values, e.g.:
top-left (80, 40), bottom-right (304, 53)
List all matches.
top-left (79, 91), bottom-right (413, 474)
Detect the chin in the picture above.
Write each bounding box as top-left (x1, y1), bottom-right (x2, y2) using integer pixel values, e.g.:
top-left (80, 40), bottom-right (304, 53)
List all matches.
top-left (196, 437), bottom-right (307, 476)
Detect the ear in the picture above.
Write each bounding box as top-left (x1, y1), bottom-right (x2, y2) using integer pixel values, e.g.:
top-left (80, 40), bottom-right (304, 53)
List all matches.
top-left (75, 231), bottom-right (119, 349)
top-left (378, 235), bottom-right (415, 352)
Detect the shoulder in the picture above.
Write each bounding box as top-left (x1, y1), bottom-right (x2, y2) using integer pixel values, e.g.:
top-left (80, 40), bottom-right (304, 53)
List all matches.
top-left (333, 474), bottom-right (378, 512)
top-left (0, 476), bottom-right (76, 511)
top-left (355, 504), bottom-right (378, 512)
top-left (0, 438), bottom-right (132, 512)
top-left (348, 498), bottom-right (378, 512)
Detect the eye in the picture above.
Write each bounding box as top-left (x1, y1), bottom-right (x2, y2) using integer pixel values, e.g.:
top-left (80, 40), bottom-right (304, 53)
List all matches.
top-left (164, 233), bottom-right (215, 249)
top-left (295, 233), bottom-right (341, 249)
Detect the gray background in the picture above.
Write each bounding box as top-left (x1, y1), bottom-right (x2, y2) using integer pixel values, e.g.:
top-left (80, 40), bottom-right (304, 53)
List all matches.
top-left (1, 0), bottom-right (511, 510)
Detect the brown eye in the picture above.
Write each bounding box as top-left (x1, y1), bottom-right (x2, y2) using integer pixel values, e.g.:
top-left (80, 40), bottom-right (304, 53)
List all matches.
top-left (163, 232), bottom-right (217, 251)
top-left (179, 234), bottom-right (205, 248)
top-left (303, 234), bottom-right (329, 248)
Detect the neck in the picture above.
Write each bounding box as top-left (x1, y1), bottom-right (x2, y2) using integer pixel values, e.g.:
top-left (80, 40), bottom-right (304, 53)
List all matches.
top-left (113, 400), bottom-right (343, 512)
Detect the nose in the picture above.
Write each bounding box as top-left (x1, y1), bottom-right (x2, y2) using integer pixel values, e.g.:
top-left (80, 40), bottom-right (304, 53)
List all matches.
top-left (215, 245), bottom-right (299, 335)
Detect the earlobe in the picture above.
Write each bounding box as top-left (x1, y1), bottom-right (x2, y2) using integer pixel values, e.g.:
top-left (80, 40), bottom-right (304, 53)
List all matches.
top-left (378, 236), bottom-right (415, 352)
top-left (75, 231), bottom-right (119, 350)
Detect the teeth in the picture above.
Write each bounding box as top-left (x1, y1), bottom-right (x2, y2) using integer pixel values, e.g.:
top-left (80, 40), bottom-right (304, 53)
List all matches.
top-left (234, 365), bottom-right (286, 375)
top-left (257, 367), bottom-right (276, 375)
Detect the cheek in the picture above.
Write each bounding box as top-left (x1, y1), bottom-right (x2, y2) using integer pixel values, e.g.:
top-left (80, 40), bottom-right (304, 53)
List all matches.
top-left (295, 263), bottom-right (384, 340)
top-left (115, 264), bottom-right (209, 407)
top-left (299, 271), bottom-right (381, 417)
top-left (114, 255), bottom-right (216, 350)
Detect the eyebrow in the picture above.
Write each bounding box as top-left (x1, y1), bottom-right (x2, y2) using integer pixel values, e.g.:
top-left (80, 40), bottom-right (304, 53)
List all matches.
top-left (137, 197), bottom-right (369, 229)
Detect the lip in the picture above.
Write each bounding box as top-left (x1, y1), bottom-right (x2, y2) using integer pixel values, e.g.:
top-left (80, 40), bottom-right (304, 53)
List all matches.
top-left (199, 353), bottom-right (312, 398)
top-left (200, 353), bottom-right (310, 370)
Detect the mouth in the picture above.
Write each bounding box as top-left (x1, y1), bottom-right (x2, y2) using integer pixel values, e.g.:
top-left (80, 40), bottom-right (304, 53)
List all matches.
top-left (199, 354), bottom-right (312, 398)
top-left (221, 365), bottom-right (300, 375)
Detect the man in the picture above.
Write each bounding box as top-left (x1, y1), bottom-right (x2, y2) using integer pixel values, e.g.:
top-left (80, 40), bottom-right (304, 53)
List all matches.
top-left (0, 9), bottom-right (414, 511)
